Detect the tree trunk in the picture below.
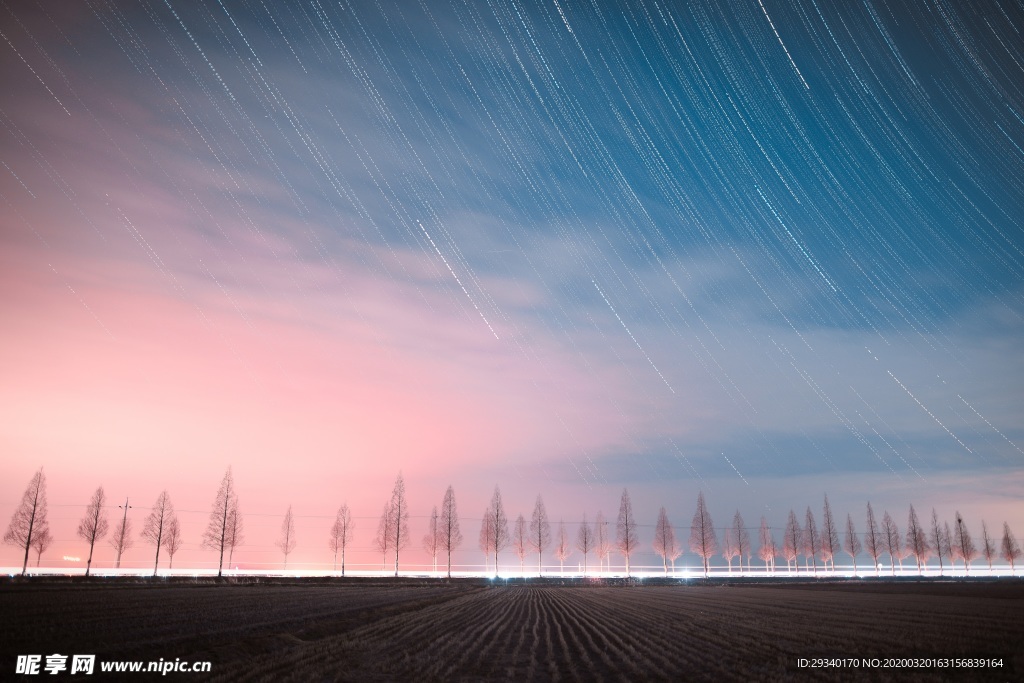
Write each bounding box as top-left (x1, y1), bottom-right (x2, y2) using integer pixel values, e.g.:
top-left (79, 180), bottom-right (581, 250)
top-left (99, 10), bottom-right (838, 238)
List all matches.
top-left (85, 540), bottom-right (95, 577)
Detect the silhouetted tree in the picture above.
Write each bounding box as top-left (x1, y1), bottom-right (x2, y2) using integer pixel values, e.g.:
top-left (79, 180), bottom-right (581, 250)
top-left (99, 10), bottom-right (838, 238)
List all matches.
top-left (202, 467), bottom-right (239, 577)
top-left (864, 502), bottom-right (881, 575)
top-left (933, 509), bottom-right (946, 573)
top-left (141, 491), bottom-right (174, 576)
top-left (513, 514), bottom-right (528, 573)
top-left (653, 507), bottom-right (680, 574)
top-left (31, 526), bottom-right (52, 567)
top-left (328, 503), bottom-right (353, 575)
top-left (821, 495), bottom-right (839, 571)
top-left (929, 509), bottom-right (947, 575)
top-left (110, 498), bottom-right (133, 569)
top-left (1002, 522), bottom-right (1021, 573)
top-left (844, 513), bottom-right (861, 573)
top-left (802, 508), bottom-right (819, 574)
top-left (375, 502), bottom-right (393, 571)
top-left (388, 474), bottom-right (410, 576)
top-left (3, 468), bottom-right (48, 575)
top-left (225, 499), bottom-right (243, 568)
top-left (690, 492), bottom-right (717, 578)
top-left (782, 510), bottom-right (800, 572)
top-left (479, 509), bottom-right (495, 574)
top-left (733, 511), bottom-right (751, 572)
top-left (980, 520), bottom-right (996, 571)
top-left (594, 510), bottom-right (611, 572)
top-left (483, 486), bottom-right (509, 576)
top-left (944, 521), bottom-right (958, 570)
top-left (277, 505), bottom-right (297, 569)
top-left (758, 516), bottom-right (776, 573)
top-left (77, 486), bottom-right (109, 577)
top-left (438, 485), bottom-right (462, 578)
top-left (164, 516), bottom-right (182, 569)
top-left (617, 489), bottom-right (640, 577)
top-left (576, 513), bottom-right (594, 575)
top-left (423, 505), bottom-right (439, 572)
top-left (554, 520), bottom-right (571, 574)
top-left (882, 510), bottom-right (902, 574)
top-left (905, 504), bottom-right (930, 573)
top-left (721, 527), bottom-right (738, 573)
top-left (530, 495), bottom-right (551, 575)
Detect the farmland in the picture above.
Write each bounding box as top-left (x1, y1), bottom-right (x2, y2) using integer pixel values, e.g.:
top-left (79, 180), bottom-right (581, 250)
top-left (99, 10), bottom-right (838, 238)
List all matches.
top-left (2, 578), bottom-right (1021, 681)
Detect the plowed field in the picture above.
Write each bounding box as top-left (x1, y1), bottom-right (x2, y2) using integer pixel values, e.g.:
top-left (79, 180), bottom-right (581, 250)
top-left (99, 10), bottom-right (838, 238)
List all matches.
top-left (2, 579), bottom-right (1020, 681)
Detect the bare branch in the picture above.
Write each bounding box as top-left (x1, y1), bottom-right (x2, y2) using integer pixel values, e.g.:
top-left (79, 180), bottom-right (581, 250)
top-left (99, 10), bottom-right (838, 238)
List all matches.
top-left (689, 491), bottom-right (717, 578)
top-left (616, 489), bottom-right (639, 577)
top-left (576, 513), bottom-right (593, 575)
top-left (438, 486), bottom-right (462, 578)
top-left (276, 505), bottom-right (297, 569)
top-left (76, 486), bottom-right (108, 577)
top-left (3, 468), bottom-right (48, 575)
top-left (328, 503), bottom-right (353, 575)
top-left (530, 495), bottom-right (551, 575)
top-left (141, 491), bottom-right (173, 576)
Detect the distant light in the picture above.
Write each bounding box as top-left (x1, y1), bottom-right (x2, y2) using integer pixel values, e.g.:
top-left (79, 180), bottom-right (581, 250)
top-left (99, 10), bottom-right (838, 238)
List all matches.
top-left (63, 556), bottom-right (81, 562)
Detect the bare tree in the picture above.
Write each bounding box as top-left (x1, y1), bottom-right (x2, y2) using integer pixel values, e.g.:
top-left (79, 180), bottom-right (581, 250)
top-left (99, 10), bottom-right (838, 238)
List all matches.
top-left (576, 513), bottom-right (594, 575)
top-left (141, 491), bottom-right (174, 577)
top-left (513, 514), bottom-right (528, 573)
top-left (554, 520), bottom-right (571, 574)
top-left (1002, 522), bottom-right (1021, 573)
top-left (802, 507), bottom-right (819, 574)
top-left (110, 499), bottom-right (133, 569)
top-left (423, 506), bottom-right (439, 572)
top-left (844, 513), bottom-right (861, 573)
top-left (482, 486), bottom-right (509, 576)
top-left (225, 499), bottom-right (243, 569)
top-left (438, 486), bottom-right (462, 578)
top-left (905, 504), bottom-right (930, 574)
top-left (31, 526), bottom-right (53, 567)
top-left (881, 510), bottom-right (902, 574)
top-left (617, 489), bottom-right (640, 577)
top-left (944, 521), bottom-right (959, 571)
top-left (782, 510), bottom-right (800, 572)
top-left (164, 516), bottom-right (183, 569)
top-left (980, 520), bottom-right (996, 571)
top-left (732, 511), bottom-right (751, 572)
top-left (375, 502), bottom-right (393, 571)
top-left (388, 474), bottom-right (410, 576)
top-left (3, 468), bottom-right (49, 575)
top-left (821, 495), bottom-right (839, 572)
top-left (202, 467), bottom-right (239, 577)
top-left (277, 505), bottom-right (297, 569)
top-left (653, 507), bottom-right (680, 574)
top-left (722, 527), bottom-right (738, 573)
top-left (328, 503), bottom-right (353, 575)
top-left (758, 516), bottom-right (776, 573)
top-left (479, 509), bottom-right (495, 575)
top-left (864, 502), bottom-right (882, 575)
top-left (929, 509), bottom-right (947, 575)
top-left (690, 491), bottom-right (717, 578)
top-left (77, 486), bottom-right (109, 577)
top-left (594, 510), bottom-right (611, 573)
top-left (530, 495), bottom-right (551, 575)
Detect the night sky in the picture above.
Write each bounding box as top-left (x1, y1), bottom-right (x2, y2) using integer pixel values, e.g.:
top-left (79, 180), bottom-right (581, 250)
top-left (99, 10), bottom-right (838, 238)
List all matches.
top-left (2, 0), bottom-right (1022, 572)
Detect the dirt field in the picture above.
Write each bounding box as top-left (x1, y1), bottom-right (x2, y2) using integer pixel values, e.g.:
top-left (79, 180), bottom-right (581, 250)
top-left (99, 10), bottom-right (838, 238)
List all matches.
top-left (2, 578), bottom-right (1021, 681)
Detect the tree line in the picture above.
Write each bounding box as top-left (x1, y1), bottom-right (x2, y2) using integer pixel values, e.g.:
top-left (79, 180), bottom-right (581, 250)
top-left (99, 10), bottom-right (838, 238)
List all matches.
top-left (5, 468), bottom-right (1023, 577)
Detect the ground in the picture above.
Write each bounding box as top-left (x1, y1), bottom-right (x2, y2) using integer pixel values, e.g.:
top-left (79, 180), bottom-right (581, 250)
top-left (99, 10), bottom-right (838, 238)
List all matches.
top-left (2, 577), bottom-right (1021, 681)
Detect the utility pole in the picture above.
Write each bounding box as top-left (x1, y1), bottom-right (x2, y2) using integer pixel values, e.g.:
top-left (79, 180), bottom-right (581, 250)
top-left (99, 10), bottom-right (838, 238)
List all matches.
top-left (116, 498), bottom-right (132, 569)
